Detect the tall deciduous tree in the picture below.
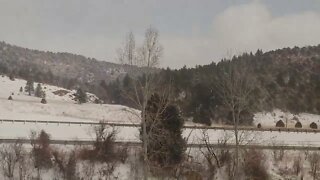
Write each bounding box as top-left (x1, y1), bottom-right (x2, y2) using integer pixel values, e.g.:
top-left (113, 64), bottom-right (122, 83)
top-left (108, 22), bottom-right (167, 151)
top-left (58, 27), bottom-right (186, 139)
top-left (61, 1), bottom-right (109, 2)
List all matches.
top-left (118, 27), bottom-right (163, 179)
top-left (117, 31), bottom-right (136, 65)
top-left (215, 59), bottom-right (258, 179)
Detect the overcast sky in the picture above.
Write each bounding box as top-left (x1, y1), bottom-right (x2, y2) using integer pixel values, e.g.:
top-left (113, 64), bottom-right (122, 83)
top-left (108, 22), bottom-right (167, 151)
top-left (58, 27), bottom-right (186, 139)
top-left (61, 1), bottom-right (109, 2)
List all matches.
top-left (0, 0), bottom-right (320, 68)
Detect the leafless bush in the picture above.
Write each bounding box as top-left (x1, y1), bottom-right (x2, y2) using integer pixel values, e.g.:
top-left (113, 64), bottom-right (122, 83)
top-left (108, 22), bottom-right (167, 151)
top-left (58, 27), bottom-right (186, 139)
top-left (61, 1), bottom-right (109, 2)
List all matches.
top-left (293, 155), bottom-right (303, 176)
top-left (17, 151), bottom-right (33, 180)
top-left (0, 141), bottom-right (24, 179)
top-left (80, 123), bottom-right (128, 164)
top-left (52, 149), bottom-right (77, 180)
top-left (128, 149), bottom-right (144, 180)
top-left (80, 161), bottom-right (95, 180)
top-left (272, 147), bottom-right (285, 162)
top-left (243, 149), bottom-right (269, 180)
top-left (98, 163), bottom-right (119, 180)
top-left (199, 130), bottom-right (232, 179)
top-left (308, 152), bottom-right (320, 180)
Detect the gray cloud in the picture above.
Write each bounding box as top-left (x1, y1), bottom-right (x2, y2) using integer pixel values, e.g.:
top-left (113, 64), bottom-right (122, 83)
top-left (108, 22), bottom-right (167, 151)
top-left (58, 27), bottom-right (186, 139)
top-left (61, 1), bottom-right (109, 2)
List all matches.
top-left (0, 1), bottom-right (320, 69)
top-left (163, 1), bottom-right (320, 68)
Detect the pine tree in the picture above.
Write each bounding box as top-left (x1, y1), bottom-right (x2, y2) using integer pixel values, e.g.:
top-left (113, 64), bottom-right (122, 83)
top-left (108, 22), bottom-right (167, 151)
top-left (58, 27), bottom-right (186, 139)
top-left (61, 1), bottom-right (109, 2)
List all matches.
top-left (19, 87), bottom-right (23, 93)
top-left (35, 83), bottom-right (44, 98)
top-left (9, 73), bottom-right (15, 81)
top-left (25, 80), bottom-right (34, 96)
top-left (142, 93), bottom-right (185, 167)
top-left (75, 88), bottom-right (87, 104)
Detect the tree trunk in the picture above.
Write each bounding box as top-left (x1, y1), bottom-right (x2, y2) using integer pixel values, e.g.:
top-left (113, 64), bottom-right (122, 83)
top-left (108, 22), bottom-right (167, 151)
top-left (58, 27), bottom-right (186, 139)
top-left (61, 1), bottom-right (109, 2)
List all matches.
top-left (142, 109), bottom-right (149, 180)
top-left (232, 109), bottom-right (239, 180)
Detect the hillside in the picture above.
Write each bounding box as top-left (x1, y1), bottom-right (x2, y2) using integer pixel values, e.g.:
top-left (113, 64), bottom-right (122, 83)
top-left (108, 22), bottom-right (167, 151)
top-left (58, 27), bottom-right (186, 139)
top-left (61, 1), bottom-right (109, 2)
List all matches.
top-left (0, 75), bottom-right (139, 123)
top-left (0, 41), bottom-right (147, 102)
top-left (109, 45), bottom-right (320, 125)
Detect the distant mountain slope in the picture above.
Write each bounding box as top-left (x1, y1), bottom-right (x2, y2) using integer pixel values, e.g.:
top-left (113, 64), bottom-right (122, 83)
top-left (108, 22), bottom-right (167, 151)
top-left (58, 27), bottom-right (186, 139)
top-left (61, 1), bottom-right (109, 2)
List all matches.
top-left (108, 45), bottom-right (320, 125)
top-left (0, 41), bottom-right (141, 83)
top-left (0, 41), bottom-right (147, 102)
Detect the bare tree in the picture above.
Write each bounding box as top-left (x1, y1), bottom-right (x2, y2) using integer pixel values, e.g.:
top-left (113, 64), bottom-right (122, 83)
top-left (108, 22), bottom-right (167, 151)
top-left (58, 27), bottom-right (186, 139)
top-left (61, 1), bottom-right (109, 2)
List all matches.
top-left (117, 31), bottom-right (136, 65)
top-left (199, 130), bottom-right (233, 179)
top-left (52, 149), bottom-right (77, 180)
top-left (308, 152), bottom-right (320, 180)
top-left (0, 141), bottom-right (24, 179)
top-left (118, 26), bottom-right (163, 180)
top-left (80, 161), bottom-right (95, 180)
top-left (215, 59), bottom-right (258, 179)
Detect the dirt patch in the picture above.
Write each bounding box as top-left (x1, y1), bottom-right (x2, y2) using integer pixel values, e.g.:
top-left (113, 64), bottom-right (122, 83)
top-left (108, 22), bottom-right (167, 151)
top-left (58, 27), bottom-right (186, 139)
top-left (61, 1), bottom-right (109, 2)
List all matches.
top-left (52, 89), bottom-right (70, 96)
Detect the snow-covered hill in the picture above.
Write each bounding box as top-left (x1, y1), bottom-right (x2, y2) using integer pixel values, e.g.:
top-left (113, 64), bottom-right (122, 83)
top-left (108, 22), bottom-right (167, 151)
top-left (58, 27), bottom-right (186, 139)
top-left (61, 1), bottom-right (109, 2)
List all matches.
top-left (0, 75), bottom-right (139, 123)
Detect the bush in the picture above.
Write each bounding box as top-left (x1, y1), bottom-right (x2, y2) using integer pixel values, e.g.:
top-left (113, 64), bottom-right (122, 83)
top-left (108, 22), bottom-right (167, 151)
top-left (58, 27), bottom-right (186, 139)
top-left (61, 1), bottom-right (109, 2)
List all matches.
top-left (8, 96), bottom-right (12, 100)
top-left (276, 120), bottom-right (285, 127)
top-left (79, 124), bottom-right (127, 163)
top-left (41, 98), bottom-right (47, 104)
top-left (310, 122), bottom-right (318, 129)
top-left (257, 123), bottom-right (262, 128)
top-left (243, 149), bottom-right (269, 180)
top-left (295, 122), bottom-right (302, 128)
top-left (52, 150), bottom-right (77, 180)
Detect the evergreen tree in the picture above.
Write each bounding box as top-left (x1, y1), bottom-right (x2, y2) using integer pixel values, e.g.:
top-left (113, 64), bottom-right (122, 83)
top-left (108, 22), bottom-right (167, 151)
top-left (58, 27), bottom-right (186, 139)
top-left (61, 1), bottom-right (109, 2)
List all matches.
top-left (41, 98), bottom-right (47, 104)
top-left (35, 83), bottom-right (44, 98)
top-left (25, 80), bottom-right (34, 96)
top-left (75, 88), bottom-right (87, 104)
top-left (19, 87), bottom-right (23, 93)
top-left (9, 73), bottom-right (15, 81)
top-left (142, 93), bottom-right (185, 167)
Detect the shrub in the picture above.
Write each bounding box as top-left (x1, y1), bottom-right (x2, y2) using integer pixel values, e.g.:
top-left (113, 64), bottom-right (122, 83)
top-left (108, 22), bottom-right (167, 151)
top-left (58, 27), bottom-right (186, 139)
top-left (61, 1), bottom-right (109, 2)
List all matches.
top-left (79, 123), bottom-right (127, 163)
top-left (0, 141), bottom-right (24, 179)
top-left (308, 152), bottom-right (320, 180)
top-left (41, 98), bottom-right (47, 104)
top-left (295, 122), bottom-right (302, 128)
top-left (257, 123), bottom-right (262, 128)
top-left (310, 122), bottom-right (318, 129)
top-left (243, 149), bottom-right (269, 180)
top-left (276, 120), bottom-right (285, 127)
top-left (8, 96), bottom-right (12, 100)
top-left (52, 150), bottom-right (77, 180)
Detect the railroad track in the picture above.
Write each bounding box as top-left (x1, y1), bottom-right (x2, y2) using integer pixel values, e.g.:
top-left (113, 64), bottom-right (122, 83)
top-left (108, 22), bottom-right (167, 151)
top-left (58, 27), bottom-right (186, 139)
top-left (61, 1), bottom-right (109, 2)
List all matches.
top-left (0, 138), bottom-right (319, 151)
top-left (0, 119), bottom-right (319, 133)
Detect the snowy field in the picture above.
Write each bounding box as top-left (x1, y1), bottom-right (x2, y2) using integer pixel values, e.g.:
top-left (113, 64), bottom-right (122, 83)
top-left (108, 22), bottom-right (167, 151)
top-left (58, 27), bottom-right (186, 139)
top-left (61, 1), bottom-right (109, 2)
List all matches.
top-left (0, 76), bottom-right (140, 123)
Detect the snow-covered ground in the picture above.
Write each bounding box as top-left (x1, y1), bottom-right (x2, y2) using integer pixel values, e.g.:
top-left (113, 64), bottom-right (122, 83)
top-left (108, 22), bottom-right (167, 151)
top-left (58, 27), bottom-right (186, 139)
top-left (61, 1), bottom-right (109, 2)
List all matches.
top-left (254, 109), bottom-right (320, 128)
top-left (0, 76), bottom-right (140, 123)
